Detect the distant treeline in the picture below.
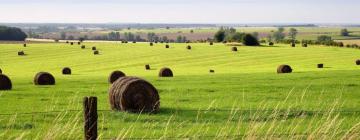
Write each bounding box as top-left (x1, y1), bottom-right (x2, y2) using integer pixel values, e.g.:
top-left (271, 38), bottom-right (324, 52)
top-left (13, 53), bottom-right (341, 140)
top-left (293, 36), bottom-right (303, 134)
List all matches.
top-left (0, 26), bottom-right (27, 41)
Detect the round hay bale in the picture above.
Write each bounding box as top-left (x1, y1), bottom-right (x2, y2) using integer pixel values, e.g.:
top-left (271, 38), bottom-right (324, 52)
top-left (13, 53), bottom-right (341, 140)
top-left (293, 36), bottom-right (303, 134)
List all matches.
top-left (150, 42), bottom-right (153, 46)
top-left (317, 64), bottom-right (324, 68)
top-left (269, 42), bottom-right (274, 46)
top-left (92, 46), bottom-right (96, 50)
top-left (34, 72), bottom-right (55, 85)
top-left (145, 64), bottom-right (150, 70)
top-left (187, 45), bottom-right (191, 50)
top-left (231, 47), bottom-right (238, 52)
top-left (210, 70), bottom-right (215, 73)
top-left (18, 51), bottom-right (25, 56)
top-left (210, 42), bottom-right (214, 45)
top-left (23, 44), bottom-right (27, 47)
top-left (109, 70), bottom-right (126, 84)
top-left (155, 41), bottom-right (158, 43)
top-left (70, 42), bottom-right (74, 45)
top-left (0, 74), bottom-right (12, 90)
top-left (94, 50), bottom-right (99, 55)
top-left (356, 60), bottom-right (360, 65)
top-left (78, 42), bottom-right (81, 45)
top-left (109, 76), bottom-right (160, 113)
top-left (62, 67), bottom-right (71, 75)
top-left (81, 45), bottom-right (85, 49)
top-left (302, 43), bottom-right (308, 47)
top-left (165, 44), bottom-right (170, 48)
top-left (277, 65), bottom-right (292, 74)
top-left (66, 41), bottom-right (69, 44)
top-left (291, 43), bottom-right (296, 47)
top-left (159, 67), bottom-right (173, 77)
top-left (0, 68), bottom-right (2, 74)
top-left (133, 41), bottom-right (136, 43)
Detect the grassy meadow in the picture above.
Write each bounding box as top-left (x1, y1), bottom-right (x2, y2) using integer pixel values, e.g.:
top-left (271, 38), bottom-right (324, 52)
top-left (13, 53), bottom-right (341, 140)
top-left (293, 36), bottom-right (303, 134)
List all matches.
top-left (0, 42), bottom-right (360, 139)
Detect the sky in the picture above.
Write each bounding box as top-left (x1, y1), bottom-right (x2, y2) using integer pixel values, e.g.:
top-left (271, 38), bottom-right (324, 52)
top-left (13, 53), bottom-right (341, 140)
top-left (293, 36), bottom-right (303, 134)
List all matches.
top-left (0, 0), bottom-right (359, 23)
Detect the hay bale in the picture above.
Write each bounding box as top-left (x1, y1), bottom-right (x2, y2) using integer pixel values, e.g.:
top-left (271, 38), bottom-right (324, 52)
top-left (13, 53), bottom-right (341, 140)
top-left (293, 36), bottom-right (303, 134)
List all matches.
top-left (155, 41), bottom-right (158, 43)
top-left (317, 64), bottom-right (324, 68)
top-left (78, 42), bottom-right (81, 45)
top-left (356, 60), bottom-right (360, 65)
top-left (34, 72), bottom-right (55, 85)
top-left (109, 76), bottom-right (160, 113)
top-left (145, 64), bottom-right (150, 70)
top-left (70, 42), bottom-right (74, 45)
top-left (0, 74), bottom-right (12, 90)
top-left (165, 44), bottom-right (170, 48)
top-left (109, 70), bottom-right (126, 84)
top-left (94, 50), bottom-right (99, 55)
top-left (231, 47), bottom-right (238, 52)
top-left (210, 42), bottom-right (214, 45)
top-left (66, 41), bottom-right (69, 44)
top-left (133, 41), bottom-right (136, 43)
top-left (81, 45), bottom-right (85, 49)
top-left (187, 45), bottom-right (192, 50)
top-left (209, 70), bottom-right (215, 73)
top-left (0, 68), bottom-right (2, 74)
top-left (150, 42), bottom-right (153, 46)
top-left (291, 43), bottom-right (296, 47)
top-left (159, 67), bottom-right (173, 77)
top-left (302, 43), bottom-right (308, 47)
top-left (277, 65), bottom-right (292, 74)
top-left (62, 67), bottom-right (71, 75)
top-left (92, 46), bottom-right (96, 50)
top-left (18, 51), bottom-right (25, 56)
top-left (269, 42), bottom-right (274, 46)
top-left (23, 44), bottom-right (27, 47)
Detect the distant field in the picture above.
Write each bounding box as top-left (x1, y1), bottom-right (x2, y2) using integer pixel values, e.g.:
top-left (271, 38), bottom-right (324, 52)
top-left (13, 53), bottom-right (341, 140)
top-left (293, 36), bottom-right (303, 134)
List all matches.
top-left (0, 42), bottom-right (360, 139)
top-left (336, 39), bottom-right (360, 45)
top-left (41, 27), bottom-right (360, 41)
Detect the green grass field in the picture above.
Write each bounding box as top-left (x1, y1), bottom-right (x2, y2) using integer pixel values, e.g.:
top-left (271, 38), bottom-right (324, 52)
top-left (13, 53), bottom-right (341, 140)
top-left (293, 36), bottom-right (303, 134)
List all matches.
top-left (1, 42), bottom-right (360, 139)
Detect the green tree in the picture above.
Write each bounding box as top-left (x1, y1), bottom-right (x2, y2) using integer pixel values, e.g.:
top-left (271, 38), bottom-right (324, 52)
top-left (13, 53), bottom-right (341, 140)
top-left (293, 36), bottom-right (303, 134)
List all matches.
top-left (340, 28), bottom-right (349, 36)
top-left (214, 29), bottom-right (226, 42)
top-left (243, 34), bottom-right (260, 46)
top-left (272, 27), bottom-right (285, 42)
top-left (288, 28), bottom-right (298, 42)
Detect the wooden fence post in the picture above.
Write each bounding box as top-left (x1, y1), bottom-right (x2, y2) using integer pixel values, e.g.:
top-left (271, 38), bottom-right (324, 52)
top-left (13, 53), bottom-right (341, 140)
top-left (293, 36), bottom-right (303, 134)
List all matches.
top-left (83, 96), bottom-right (98, 140)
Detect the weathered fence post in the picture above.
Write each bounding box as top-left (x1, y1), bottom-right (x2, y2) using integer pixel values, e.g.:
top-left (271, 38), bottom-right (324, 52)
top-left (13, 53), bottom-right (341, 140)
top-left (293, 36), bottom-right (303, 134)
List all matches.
top-left (83, 96), bottom-right (98, 140)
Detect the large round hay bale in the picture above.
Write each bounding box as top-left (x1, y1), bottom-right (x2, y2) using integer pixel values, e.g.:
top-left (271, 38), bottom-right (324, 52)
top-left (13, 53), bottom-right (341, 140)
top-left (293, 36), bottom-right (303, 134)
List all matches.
top-left (109, 70), bottom-right (126, 84)
top-left (62, 67), bottom-right (71, 75)
top-left (0, 74), bottom-right (12, 90)
top-left (210, 42), bottom-right (214, 45)
top-left (81, 45), bottom-right (85, 49)
top-left (150, 42), bottom-right (153, 46)
top-left (94, 50), bottom-right (99, 55)
top-left (231, 47), bottom-right (238, 52)
top-left (23, 44), bottom-right (27, 47)
top-left (187, 45), bottom-right (192, 50)
top-left (165, 44), bottom-right (170, 48)
top-left (78, 42), bottom-right (81, 45)
top-left (145, 64), bottom-right (150, 70)
top-left (34, 72), bottom-right (55, 85)
top-left (109, 76), bottom-right (160, 113)
top-left (291, 43), bottom-right (296, 47)
top-left (317, 64), bottom-right (324, 68)
top-left (70, 42), bottom-right (74, 45)
top-left (159, 67), bottom-right (173, 77)
top-left (356, 60), bottom-right (360, 65)
top-left (18, 51), bottom-right (25, 56)
top-left (92, 46), bottom-right (97, 50)
top-left (277, 65), bottom-right (292, 74)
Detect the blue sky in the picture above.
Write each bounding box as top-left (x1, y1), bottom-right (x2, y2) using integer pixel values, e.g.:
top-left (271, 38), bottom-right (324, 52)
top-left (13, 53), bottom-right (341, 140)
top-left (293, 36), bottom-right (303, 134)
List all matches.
top-left (0, 0), bottom-right (359, 23)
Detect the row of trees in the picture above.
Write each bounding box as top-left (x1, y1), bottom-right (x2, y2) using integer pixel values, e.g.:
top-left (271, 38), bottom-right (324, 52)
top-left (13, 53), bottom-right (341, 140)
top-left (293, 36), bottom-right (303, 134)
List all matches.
top-left (0, 26), bottom-right (27, 41)
top-left (214, 27), bottom-right (260, 46)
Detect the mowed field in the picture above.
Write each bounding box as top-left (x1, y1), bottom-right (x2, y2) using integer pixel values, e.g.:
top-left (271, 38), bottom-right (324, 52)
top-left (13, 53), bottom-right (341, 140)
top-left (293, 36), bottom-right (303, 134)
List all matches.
top-left (1, 42), bottom-right (360, 139)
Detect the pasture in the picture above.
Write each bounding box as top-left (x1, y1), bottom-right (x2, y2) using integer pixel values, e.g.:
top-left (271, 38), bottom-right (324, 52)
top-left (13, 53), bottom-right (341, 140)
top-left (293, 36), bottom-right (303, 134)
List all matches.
top-left (0, 42), bottom-right (360, 139)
